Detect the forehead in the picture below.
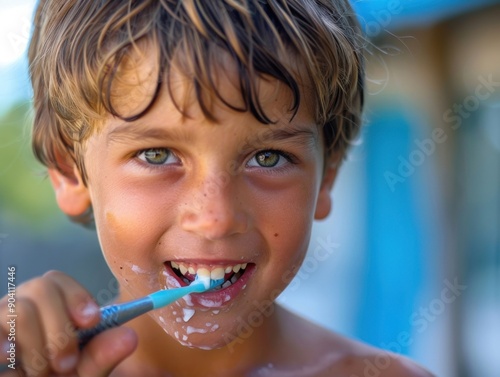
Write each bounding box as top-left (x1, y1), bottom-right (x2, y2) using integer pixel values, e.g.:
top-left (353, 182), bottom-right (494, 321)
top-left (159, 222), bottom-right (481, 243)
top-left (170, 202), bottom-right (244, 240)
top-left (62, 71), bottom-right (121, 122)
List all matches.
top-left (107, 41), bottom-right (314, 126)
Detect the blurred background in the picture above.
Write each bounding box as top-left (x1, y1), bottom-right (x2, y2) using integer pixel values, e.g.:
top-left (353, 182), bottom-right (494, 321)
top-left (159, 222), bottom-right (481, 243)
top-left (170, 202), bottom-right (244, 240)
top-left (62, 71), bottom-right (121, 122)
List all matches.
top-left (1, 1), bottom-right (499, 376)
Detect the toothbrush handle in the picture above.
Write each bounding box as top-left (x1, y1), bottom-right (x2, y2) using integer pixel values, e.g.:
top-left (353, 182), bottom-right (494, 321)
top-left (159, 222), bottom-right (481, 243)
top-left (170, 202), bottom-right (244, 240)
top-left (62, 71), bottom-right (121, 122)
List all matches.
top-left (78, 297), bottom-right (153, 348)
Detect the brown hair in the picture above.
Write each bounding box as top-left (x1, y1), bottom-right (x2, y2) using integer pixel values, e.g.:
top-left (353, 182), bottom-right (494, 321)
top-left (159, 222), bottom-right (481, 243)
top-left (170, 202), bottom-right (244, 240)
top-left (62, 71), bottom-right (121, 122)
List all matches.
top-left (29, 0), bottom-right (364, 182)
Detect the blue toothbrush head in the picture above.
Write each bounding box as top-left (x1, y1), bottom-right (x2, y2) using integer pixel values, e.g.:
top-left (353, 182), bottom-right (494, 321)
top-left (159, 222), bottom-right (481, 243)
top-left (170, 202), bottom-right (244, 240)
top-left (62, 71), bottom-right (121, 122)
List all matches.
top-left (210, 278), bottom-right (225, 289)
top-left (192, 273), bottom-right (225, 291)
top-left (149, 276), bottom-right (226, 309)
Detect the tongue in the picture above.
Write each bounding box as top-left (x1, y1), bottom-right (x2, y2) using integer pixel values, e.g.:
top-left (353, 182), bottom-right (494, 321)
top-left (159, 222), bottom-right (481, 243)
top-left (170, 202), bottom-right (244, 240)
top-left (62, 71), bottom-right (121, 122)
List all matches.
top-left (183, 272), bottom-right (196, 281)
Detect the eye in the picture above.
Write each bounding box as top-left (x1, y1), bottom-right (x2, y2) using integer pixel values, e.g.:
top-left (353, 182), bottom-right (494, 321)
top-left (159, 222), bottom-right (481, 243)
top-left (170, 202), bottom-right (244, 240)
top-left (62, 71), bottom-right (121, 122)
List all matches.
top-left (247, 150), bottom-right (290, 168)
top-left (137, 148), bottom-right (178, 165)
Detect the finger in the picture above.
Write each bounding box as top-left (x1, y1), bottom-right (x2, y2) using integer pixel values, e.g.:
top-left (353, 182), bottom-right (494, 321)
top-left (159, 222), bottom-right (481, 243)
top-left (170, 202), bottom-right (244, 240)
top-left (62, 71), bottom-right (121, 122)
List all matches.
top-left (0, 306), bottom-right (22, 374)
top-left (12, 271), bottom-right (99, 376)
top-left (0, 271), bottom-right (100, 377)
top-left (19, 277), bottom-right (79, 375)
top-left (13, 297), bottom-right (49, 377)
top-left (26, 272), bottom-right (98, 374)
top-left (1, 330), bottom-right (9, 365)
top-left (77, 327), bottom-right (137, 377)
top-left (42, 271), bottom-right (100, 328)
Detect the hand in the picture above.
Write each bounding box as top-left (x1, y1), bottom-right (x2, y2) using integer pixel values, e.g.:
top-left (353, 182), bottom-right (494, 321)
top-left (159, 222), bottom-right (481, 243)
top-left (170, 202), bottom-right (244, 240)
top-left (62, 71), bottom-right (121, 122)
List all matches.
top-left (0, 271), bottom-right (137, 377)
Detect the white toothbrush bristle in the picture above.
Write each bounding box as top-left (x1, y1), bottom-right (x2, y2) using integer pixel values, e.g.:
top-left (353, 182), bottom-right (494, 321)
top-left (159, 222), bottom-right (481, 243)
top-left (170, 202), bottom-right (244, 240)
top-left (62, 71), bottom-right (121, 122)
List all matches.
top-left (195, 273), bottom-right (211, 290)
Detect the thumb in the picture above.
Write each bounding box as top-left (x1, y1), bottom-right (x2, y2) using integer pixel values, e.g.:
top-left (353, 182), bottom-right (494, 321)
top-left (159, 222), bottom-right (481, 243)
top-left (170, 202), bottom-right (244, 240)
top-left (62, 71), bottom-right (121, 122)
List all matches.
top-left (77, 327), bottom-right (137, 377)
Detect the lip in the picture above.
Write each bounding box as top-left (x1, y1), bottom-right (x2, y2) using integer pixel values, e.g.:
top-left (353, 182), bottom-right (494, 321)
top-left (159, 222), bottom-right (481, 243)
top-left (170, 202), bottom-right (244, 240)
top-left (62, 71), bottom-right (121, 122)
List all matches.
top-left (163, 261), bottom-right (256, 308)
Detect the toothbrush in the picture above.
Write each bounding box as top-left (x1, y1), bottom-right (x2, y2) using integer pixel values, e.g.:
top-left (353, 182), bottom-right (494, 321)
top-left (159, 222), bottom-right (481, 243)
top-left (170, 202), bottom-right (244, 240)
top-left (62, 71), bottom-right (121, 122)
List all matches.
top-left (78, 275), bottom-right (224, 348)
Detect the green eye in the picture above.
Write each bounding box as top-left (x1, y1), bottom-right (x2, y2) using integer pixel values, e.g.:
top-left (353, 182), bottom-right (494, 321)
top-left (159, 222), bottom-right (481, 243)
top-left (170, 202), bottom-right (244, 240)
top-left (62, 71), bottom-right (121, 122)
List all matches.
top-left (255, 151), bottom-right (280, 167)
top-left (246, 149), bottom-right (297, 171)
top-left (246, 149), bottom-right (293, 169)
top-left (139, 148), bottom-right (174, 165)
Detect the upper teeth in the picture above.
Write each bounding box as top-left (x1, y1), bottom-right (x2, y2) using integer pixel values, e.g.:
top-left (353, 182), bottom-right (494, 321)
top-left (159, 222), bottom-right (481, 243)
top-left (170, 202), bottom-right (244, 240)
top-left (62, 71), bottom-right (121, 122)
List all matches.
top-left (171, 262), bottom-right (248, 280)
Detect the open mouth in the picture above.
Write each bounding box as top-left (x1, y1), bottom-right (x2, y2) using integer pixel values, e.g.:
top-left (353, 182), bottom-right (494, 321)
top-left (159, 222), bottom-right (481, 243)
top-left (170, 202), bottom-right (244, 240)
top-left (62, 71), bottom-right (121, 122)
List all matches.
top-left (168, 261), bottom-right (250, 290)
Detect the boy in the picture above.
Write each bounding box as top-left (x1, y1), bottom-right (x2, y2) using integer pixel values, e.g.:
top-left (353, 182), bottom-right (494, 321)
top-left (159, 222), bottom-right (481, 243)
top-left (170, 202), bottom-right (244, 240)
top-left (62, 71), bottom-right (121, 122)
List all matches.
top-left (1, 0), bottom-right (434, 376)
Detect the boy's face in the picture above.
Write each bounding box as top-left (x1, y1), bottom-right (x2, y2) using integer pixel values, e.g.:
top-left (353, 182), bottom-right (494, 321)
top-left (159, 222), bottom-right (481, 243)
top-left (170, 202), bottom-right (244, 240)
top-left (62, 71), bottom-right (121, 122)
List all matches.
top-left (52, 51), bottom-right (337, 349)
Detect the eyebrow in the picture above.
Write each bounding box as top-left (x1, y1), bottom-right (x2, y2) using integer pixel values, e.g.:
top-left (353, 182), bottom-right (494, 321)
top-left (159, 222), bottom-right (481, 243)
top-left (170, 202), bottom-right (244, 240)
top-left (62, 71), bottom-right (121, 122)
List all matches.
top-left (107, 120), bottom-right (318, 147)
top-left (242, 123), bottom-right (318, 150)
top-left (107, 122), bottom-right (191, 145)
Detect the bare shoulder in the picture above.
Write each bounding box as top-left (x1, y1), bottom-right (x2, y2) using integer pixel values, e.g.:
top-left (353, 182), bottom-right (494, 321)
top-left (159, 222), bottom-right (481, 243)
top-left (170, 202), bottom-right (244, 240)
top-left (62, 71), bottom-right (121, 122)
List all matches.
top-left (325, 331), bottom-right (435, 377)
top-left (331, 347), bottom-right (436, 377)
top-left (275, 305), bottom-right (435, 377)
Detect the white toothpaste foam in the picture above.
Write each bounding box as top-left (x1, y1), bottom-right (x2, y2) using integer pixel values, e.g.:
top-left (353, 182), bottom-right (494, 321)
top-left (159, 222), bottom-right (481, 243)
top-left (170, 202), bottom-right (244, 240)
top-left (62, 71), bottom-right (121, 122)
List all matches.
top-left (131, 264), bottom-right (147, 274)
top-left (182, 308), bottom-right (196, 322)
top-left (186, 326), bottom-right (207, 335)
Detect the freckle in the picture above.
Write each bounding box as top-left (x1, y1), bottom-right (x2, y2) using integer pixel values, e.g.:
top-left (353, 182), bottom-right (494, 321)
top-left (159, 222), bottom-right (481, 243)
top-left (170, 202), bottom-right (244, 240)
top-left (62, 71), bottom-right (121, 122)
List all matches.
top-left (274, 233), bottom-right (279, 237)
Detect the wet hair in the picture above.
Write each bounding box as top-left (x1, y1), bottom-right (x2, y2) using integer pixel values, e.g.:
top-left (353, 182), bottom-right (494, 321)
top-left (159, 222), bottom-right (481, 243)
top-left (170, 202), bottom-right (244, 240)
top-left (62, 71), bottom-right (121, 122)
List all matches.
top-left (29, 0), bottom-right (364, 182)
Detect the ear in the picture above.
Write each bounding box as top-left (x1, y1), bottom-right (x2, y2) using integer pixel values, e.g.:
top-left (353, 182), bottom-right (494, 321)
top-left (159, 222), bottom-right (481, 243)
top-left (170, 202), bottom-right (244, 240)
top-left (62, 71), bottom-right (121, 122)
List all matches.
top-left (48, 164), bottom-right (91, 217)
top-left (314, 155), bottom-right (341, 220)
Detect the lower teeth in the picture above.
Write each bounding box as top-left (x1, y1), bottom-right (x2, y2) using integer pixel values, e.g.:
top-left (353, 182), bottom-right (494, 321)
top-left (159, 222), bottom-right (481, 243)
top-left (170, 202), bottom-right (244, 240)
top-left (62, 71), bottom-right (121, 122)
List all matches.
top-left (214, 270), bottom-right (244, 290)
top-left (176, 268), bottom-right (246, 289)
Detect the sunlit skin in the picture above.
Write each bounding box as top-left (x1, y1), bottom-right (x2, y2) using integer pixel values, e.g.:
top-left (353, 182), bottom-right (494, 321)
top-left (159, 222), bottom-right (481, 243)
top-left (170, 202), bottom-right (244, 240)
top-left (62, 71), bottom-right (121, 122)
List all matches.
top-left (40, 50), bottom-right (434, 377)
top-left (79, 50), bottom-right (336, 375)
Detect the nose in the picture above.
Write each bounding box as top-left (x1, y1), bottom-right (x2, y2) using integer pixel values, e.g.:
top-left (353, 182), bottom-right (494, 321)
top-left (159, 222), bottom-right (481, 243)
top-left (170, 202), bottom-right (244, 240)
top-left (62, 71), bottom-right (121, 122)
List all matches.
top-left (179, 174), bottom-right (248, 240)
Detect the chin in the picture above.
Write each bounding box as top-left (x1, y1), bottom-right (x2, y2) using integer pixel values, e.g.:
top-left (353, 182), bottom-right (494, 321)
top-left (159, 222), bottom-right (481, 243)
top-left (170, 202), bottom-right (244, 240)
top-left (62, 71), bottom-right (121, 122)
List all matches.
top-left (150, 308), bottom-right (260, 352)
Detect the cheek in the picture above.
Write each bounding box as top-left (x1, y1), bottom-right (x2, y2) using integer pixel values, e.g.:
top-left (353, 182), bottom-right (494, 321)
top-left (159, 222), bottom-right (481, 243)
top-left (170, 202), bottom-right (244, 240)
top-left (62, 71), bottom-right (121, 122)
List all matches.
top-left (93, 184), bottom-right (155, 247)
top-left (266, 177), bottom-right (318, 240)
top-left (91, 191), bottom-right (168, 297)
top-left (258, 180), bottom-right (318, 286)
top-left (98, 210), bottom-right (149, 256)
top-left (90, 177), bottom-right (179, 252)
